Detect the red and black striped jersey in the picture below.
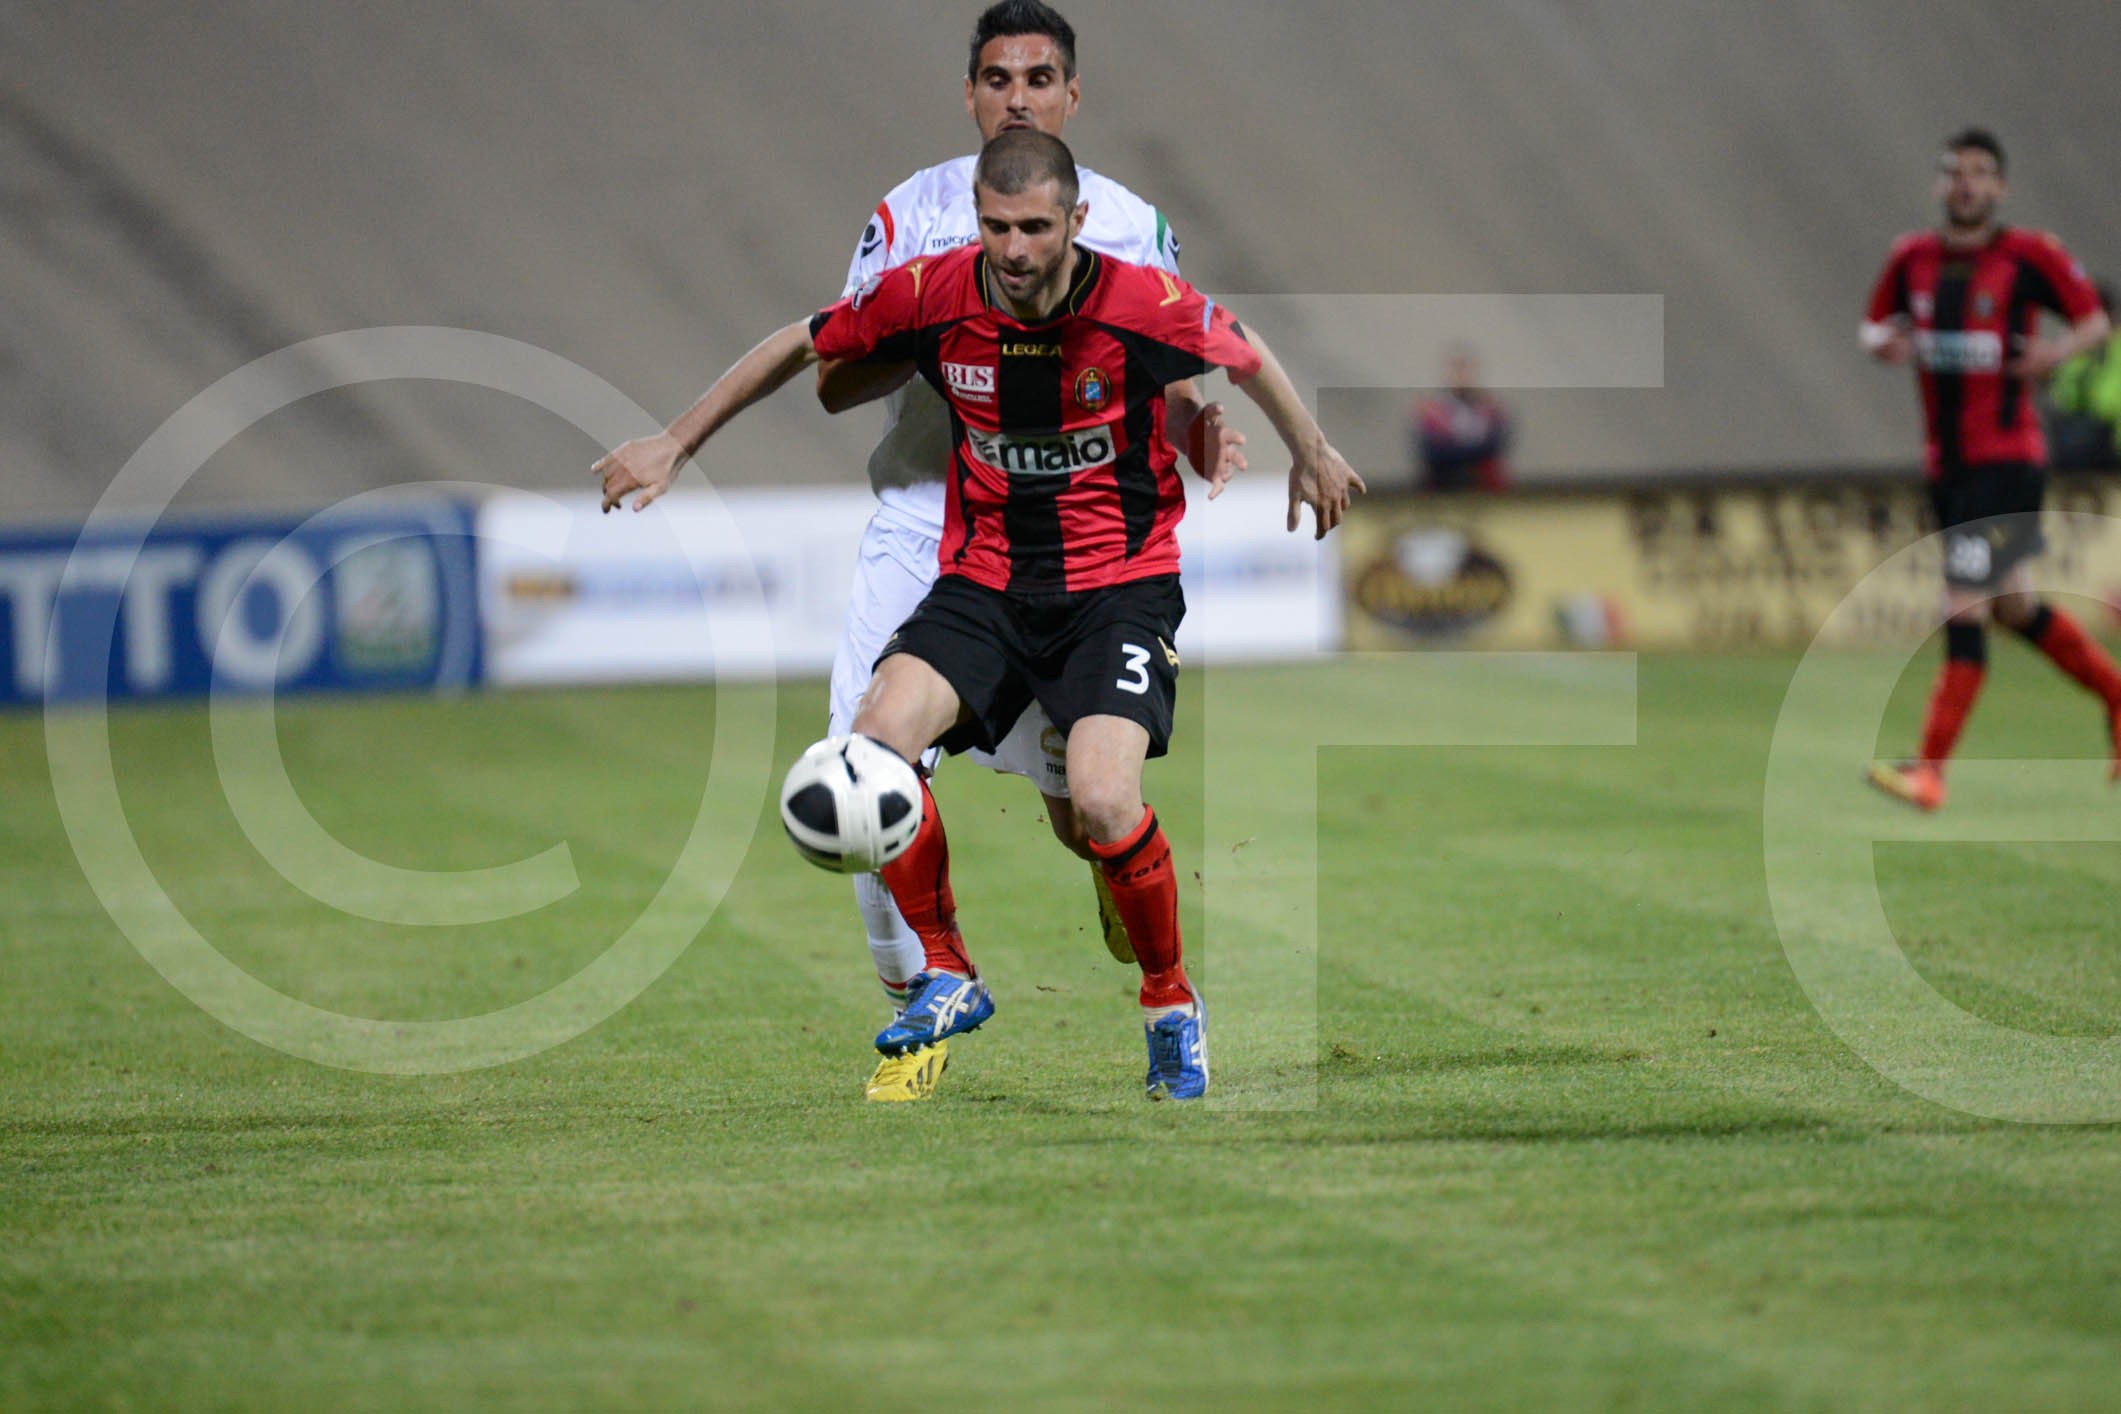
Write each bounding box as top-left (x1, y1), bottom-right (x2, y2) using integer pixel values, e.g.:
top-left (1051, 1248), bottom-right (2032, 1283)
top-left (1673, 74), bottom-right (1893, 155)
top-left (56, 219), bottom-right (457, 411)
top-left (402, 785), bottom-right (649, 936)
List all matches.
top-left (1866, 226), bottom-right (2100, 475)
top-left (811, 242), bottom-right (1261, 594)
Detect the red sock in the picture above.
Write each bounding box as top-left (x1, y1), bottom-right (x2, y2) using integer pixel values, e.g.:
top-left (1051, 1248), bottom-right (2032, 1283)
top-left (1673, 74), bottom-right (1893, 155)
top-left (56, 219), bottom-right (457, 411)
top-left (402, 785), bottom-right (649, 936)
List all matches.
top-left (878, 779), bottom-right (974, 978)
top-left (1087, 807), bottom-right (1193, 1009)
top-left (2031, 608), bottom-right (2121, 709)
top-left (1919, 659), bottom-right (1986, 766)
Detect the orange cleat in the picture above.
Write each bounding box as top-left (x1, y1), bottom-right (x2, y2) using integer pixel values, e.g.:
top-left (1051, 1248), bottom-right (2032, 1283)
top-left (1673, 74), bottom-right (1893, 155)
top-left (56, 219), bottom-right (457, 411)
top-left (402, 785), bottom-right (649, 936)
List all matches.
top-left (1866, 759), bottom-right (1946, 812)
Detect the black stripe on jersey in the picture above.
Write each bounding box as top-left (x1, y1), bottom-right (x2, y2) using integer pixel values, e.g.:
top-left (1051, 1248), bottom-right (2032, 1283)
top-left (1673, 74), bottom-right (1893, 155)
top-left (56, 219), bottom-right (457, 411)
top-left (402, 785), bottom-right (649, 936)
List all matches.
top-left (1932, 262), bottom-right (1971, 466)
top-left (2004, 253), bottom-right (2063, 431)
top-left (994, 286), bottom-right (1068, 594)
top-left (1092, 321), bottom-right (1213, 390)
top-left (1113, 341), bottom-right (1164, 557)
top-left (946, 401), bottom-right (978, 570)
top-left (1888, 258), bottom-right (1910, 318)
top-left (810, 308), bottom-right (922, 365)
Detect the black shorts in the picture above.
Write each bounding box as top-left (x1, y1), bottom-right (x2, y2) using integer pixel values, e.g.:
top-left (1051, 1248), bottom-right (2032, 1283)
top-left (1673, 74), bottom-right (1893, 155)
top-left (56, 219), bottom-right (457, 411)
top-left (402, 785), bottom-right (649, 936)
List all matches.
top-left (1928, 461), bottom-right (2047, 589)
top-left (880, 574), bottom-right (1185, 759)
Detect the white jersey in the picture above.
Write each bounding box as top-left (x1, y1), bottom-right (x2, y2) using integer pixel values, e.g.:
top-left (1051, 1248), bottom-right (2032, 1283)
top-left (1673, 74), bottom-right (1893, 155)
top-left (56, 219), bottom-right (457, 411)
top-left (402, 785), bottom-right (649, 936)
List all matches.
top-left (840, 154), bottom-right (1181, 534)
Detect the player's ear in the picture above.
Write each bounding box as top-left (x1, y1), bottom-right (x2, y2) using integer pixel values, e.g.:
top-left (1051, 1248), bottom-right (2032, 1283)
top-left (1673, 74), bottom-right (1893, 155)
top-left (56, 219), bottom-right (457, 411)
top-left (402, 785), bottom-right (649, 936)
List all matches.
top-left (964, 75), bottom-right (977, 122)
top-left (1070, 201), bottom-right (1088, 240)
top-left (1064, 75), bottom-right (1080, 121)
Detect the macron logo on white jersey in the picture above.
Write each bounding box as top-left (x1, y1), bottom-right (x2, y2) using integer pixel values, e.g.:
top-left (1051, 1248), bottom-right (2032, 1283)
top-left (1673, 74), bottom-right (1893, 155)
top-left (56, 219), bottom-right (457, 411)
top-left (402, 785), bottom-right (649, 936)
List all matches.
top-left (944, 363), bottom-right (996, 402)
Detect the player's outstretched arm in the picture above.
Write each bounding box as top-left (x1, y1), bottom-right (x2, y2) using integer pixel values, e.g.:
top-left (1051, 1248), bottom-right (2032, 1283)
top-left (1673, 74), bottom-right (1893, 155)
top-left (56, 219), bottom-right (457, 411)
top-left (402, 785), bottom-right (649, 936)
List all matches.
top-left (1229, 328), bottom-right (1366, 538)
top-left (594, 320), bottom-right (822, 513)
top-left (816, 358), bottom-right (917, 414)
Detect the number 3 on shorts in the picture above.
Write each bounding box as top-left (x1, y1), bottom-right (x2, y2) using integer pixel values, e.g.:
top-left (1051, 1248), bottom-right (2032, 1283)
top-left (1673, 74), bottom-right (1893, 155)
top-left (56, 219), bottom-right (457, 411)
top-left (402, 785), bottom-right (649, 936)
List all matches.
top-left (1116, 643), bottom-right (1152, 695)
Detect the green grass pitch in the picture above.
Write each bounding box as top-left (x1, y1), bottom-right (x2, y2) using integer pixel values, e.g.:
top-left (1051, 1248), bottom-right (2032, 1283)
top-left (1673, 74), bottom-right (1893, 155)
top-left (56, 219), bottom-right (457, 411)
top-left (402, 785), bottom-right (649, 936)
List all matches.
top-left (4, 648), bottom-right (2119, 1408)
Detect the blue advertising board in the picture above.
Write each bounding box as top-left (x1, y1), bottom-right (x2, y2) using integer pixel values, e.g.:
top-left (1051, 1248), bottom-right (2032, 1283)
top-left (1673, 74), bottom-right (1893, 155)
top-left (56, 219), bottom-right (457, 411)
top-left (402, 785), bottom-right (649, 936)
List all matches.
top-left (0, 501), bottom-right (482, 706)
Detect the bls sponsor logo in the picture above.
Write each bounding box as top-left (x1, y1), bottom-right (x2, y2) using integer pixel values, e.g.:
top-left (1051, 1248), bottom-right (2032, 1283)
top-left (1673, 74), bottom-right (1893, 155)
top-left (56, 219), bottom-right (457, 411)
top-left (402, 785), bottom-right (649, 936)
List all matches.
top-left (965, 426), bottom-right (1116, 476)
top-left (1914, 329), bottom-right (2003, 373)
top-left (944, 362), bottom-right (996, 401)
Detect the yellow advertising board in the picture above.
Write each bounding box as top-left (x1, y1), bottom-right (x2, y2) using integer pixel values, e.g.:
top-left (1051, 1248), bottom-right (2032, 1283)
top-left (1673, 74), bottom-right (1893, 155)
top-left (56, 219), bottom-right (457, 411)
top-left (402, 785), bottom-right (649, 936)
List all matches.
top-left (1342, 475), bottom-right (2121, 650)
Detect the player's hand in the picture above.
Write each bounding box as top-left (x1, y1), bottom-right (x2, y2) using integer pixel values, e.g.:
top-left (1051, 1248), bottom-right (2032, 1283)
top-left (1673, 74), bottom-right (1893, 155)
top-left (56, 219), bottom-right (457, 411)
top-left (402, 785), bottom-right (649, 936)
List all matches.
top-left (1868, 329), bottom-right (1914, 365)
top-left (2006, 340), bottom-right (2065, 381)
top-left (594, 432), bottom-right (685, 514)
top-left (1286, 437), bottom-right (1366, 540)
top-left (1187, 401), bottom-right (1247, 499)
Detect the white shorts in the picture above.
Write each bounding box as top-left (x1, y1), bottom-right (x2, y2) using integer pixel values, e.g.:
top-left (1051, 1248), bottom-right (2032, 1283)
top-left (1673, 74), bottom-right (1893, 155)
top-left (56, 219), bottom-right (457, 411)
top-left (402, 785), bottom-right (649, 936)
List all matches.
top-left (827, 509), bottom-right (1070, 798)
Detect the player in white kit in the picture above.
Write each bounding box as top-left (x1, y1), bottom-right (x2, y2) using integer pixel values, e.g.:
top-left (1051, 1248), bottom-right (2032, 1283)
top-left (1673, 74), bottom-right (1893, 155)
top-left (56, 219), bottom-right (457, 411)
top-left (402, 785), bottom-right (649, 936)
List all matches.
top-left (594, 0), bottom-right (1236, 1101)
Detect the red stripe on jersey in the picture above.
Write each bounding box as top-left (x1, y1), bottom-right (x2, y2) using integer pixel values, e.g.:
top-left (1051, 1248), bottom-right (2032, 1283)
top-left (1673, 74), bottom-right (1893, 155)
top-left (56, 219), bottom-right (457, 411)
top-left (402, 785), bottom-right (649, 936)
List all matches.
top-left (875, 201), bottom-right (896, 256)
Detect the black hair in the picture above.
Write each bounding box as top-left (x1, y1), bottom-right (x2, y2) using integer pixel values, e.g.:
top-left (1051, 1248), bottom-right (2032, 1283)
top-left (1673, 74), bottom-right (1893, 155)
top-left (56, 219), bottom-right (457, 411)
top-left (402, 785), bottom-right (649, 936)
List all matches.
top-left (967, 0), bottom-right (1076, 79)
top-left (974, 129), bottom-right (1080, 211)
top-left (1943, 126), bottom-right (2006, 175)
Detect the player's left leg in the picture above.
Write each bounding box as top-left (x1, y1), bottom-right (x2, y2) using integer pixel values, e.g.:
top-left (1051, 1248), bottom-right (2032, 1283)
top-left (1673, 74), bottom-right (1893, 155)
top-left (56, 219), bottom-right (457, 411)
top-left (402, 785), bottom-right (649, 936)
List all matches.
top-left (1067, 715), bottom-right (1206, 1100)
top-left (1993, 571), bottom-right (2121, 782)
top-left (831, 516), bottom-right (948, 1095)
top-left (970, 706), bottom-right (1135, 961)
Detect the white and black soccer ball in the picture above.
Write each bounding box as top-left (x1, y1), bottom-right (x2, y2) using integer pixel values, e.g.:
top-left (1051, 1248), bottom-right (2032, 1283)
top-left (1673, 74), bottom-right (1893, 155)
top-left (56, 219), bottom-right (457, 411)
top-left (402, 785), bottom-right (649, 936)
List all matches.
top-left (779, 734), bottom-right (923, 874)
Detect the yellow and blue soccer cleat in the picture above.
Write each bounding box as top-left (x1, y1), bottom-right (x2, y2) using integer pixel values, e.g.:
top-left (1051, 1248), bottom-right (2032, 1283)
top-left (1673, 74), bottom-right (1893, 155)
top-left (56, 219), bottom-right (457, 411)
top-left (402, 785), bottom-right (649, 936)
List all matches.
top-left (864, 1041), bottom-right (948, 1102)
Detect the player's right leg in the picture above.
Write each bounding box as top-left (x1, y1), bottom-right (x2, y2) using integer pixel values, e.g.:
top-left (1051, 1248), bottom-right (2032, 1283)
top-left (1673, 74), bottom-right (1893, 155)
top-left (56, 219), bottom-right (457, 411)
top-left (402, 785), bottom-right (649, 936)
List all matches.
top-left (830, 516), bottom-right (952, 1096)
top-left (1993, 572), bottom-right (2121, 784)
top-left (853, 653), bottom-right (989, 1055)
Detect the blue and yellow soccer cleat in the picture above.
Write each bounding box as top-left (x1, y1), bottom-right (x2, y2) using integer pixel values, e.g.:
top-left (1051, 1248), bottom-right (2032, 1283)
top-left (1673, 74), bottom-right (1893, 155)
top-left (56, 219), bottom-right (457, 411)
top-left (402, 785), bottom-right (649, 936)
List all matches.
top-left (864, 1040), bottom-right (949, 1102)
top-left (1143, 996), bottom-right (1209, 1101)
top-left (874, 971), bottom-right (994, 1056)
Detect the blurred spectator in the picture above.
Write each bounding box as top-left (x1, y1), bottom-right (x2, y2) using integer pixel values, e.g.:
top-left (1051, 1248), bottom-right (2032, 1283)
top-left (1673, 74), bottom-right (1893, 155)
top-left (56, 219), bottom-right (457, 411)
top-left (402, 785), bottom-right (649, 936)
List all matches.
top-left (2044, 279), bottom-right (2121, 470)
top-left (1412, 345), bottom-right (1512, 491)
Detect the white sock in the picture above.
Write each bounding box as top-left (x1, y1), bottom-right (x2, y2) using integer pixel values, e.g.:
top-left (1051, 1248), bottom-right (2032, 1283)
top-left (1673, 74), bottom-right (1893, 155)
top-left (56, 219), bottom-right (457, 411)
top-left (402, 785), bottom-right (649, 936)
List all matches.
top-left (854, 872), bottom-right (922, 1013)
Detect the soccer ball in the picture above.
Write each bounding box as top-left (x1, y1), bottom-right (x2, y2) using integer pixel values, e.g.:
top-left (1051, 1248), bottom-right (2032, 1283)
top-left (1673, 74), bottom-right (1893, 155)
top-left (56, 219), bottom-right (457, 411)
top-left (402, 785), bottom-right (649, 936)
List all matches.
top-left (779, 734), bottom-right (924, 874)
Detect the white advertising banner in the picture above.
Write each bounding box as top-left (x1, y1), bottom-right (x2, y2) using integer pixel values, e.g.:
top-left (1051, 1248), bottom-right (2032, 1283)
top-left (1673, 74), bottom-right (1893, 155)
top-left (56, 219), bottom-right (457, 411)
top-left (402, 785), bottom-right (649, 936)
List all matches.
top-left (478, 479), bottom-right (1335, 686)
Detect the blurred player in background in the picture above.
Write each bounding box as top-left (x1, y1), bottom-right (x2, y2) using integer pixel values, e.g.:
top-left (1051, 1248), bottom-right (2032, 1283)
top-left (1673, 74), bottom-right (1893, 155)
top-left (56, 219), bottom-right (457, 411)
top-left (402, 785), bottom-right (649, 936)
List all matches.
top-left (1412, 343), bottom-right (1511, 492)
top-left (595, 1), bottom-right (1233, 1100)
top-left (1860, 127), bottom-right (2117, 811)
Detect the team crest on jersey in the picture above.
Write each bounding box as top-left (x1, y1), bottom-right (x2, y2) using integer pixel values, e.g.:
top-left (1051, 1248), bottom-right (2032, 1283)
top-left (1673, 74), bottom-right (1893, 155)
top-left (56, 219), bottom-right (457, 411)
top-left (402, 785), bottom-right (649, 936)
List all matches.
top-left (1912, 292), bottom-right (1934, 320)
top-left (1074, 366), bottom-right (1109, 412)
top-left (1974, 292), bottom-right (1994, 318)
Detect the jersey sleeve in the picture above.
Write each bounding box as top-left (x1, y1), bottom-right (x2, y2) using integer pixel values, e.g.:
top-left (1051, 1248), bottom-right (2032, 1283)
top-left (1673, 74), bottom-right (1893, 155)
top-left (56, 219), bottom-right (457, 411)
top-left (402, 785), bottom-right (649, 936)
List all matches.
top-left (2018, 232), bottom-right (2102, 321)
top-left (1081, 169), bottom-right (1182, 275)
top-left (1150, 208), bottom-right (1182, 275)
top-left (1118, 267), bottom-right (1263, 386)
top-left (811, 258), bottom-right (928, 366)
top-left (840, 173), bottom-right (928, 298)
top-left (1865, 239), bottom-right (1914, 323)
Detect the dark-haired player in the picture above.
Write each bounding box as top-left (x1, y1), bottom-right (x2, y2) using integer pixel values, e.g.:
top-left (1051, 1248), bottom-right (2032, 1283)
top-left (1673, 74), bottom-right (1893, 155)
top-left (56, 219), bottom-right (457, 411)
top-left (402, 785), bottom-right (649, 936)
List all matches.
top-left (607, 131), bottom-right (1361, 1099)
top-left (595, 1), bottom-right (1226, 1102)
top-left (831, 131), bottom-right (1359, 1101)
top-left (1861, 127), bottom-right (2117, 811)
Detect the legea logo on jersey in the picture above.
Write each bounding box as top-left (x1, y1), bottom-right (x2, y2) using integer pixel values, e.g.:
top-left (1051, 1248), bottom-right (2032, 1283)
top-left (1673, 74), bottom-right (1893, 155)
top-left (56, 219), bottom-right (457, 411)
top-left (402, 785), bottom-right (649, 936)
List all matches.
top-left (1914, 329), bottom-right (2004, 373)
top-left (965, 426), bottom-right (1116, 476)
top-left (943, 362), bottom-right (996, 401)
